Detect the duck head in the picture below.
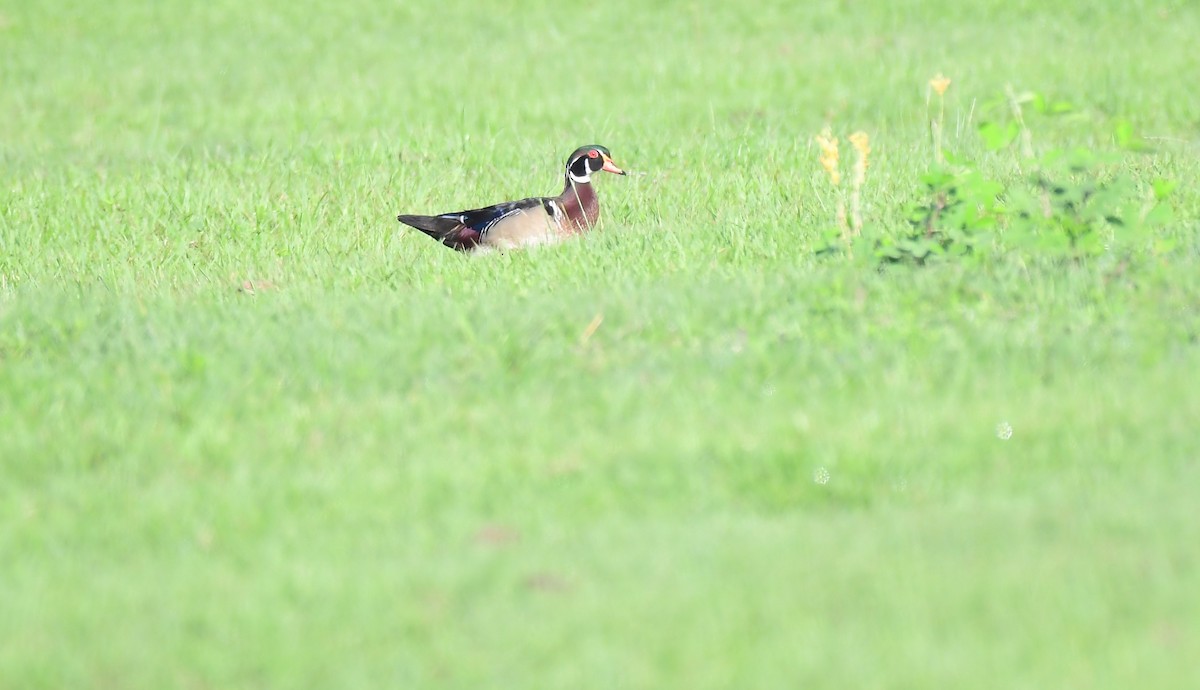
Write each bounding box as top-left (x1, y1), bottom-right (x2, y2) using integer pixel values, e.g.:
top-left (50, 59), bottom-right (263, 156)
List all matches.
top-left (565, 145), bottom-right (626, 185)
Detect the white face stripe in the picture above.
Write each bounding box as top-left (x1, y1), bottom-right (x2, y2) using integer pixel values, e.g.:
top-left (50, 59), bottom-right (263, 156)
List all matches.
top-left (568, 160), bottom-right (592, 183)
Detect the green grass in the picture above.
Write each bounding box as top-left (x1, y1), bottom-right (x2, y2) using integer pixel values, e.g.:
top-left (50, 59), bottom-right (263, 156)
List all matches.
top-left (2, 0), bottom-right (1199, 687)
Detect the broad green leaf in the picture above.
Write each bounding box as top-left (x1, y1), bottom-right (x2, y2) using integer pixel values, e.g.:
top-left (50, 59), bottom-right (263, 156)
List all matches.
top-left (1153, 238), bottom-right (1179, 255)
top-left (941, 149), bottom-right (968, 166)
top-left (1152, 179), bottom-right (1178, 201)
top-left (978, 121), bottom-right (1020, 151)
top-left (1144, 203), bottom-right (1175, 228)
top-left (1113, 119), bottom-right (1151, 152)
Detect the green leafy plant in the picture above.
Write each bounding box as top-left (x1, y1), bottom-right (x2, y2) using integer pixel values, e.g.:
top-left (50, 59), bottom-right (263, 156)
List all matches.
top-left (1004, 148), bottom-right (1176, 259)
top-left (875, 85), bottom-right (1177, 266)
top-left (1004, 148), bottom-right (1119, 256)
top-left (877, 168), bottom-right (1003, 264)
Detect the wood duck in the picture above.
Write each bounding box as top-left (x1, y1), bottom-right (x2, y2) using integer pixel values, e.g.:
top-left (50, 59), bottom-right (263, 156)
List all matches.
top-left (397, 145), bottom-right (626, 251)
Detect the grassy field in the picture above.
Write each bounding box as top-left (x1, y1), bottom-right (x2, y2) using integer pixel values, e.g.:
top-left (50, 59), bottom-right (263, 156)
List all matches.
top-left (3, 0), bottom-right (1199, 687)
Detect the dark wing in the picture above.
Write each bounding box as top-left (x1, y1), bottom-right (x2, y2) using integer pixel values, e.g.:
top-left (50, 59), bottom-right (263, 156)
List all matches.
top-left (397, 214), bottom-right (483, 251)
top-left (451, 197), bottom-right (549, 235)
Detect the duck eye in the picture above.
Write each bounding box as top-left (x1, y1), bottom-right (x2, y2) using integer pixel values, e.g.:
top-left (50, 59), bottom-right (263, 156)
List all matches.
top-left (587, 150), bottom-right (599, 159)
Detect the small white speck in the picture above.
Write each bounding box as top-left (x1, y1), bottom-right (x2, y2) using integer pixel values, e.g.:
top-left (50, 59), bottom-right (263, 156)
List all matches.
top-left (813, 467), bottom-right (830, 485)
top-left (996, 421), bottom-right (1013, 440)
top-left (762, 385), bottom-right (776, 397)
